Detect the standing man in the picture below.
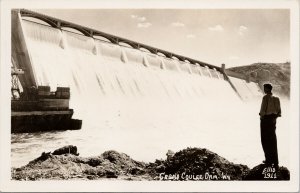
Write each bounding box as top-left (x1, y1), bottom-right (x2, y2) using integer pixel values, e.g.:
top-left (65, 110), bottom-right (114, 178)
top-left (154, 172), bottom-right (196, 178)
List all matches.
top-left (259, 83), bottom-right (281, 168)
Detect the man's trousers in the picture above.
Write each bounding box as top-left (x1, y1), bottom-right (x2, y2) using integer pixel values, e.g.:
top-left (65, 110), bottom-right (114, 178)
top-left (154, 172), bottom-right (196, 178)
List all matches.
top-left (260, 114), bottom-right (279, 165)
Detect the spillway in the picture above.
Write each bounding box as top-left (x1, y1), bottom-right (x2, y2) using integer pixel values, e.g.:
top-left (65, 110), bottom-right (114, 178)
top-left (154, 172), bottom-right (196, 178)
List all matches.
top-left (21, 19), bottom-right (242, 116)
top-left (11, 10), bottom-right (290, 170)
top-left (19, 18), bottom-right (262, 116)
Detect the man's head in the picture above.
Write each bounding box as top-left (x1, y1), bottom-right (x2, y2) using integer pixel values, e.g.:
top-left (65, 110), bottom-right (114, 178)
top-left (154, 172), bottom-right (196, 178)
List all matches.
top-left (263, 83), bottom-right (273, 94)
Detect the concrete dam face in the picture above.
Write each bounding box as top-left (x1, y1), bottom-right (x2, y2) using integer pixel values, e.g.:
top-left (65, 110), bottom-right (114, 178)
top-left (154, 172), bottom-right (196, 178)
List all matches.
top-left (14, 14), bottom-right (262, 111)
top-left (12, 10), bottom-right (281, 169)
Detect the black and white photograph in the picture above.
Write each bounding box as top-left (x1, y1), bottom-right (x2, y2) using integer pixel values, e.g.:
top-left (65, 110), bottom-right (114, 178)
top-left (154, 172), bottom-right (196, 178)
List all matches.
top-left (0, 0), bottom-right (299, 192)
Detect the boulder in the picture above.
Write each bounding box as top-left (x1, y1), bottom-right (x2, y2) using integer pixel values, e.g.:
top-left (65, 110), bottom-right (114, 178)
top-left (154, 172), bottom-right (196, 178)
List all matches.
top-left (52, 145), bottom-right (79, 156)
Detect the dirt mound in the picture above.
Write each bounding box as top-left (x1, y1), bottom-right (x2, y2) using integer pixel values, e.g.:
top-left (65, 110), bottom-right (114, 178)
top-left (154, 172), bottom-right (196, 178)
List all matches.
top-left (243, 164), bottom-right (290, 180)
top-left (12, 146), bottom-right (148, 180)
top-left (151, 147), bottom-right (249, 180)
top-left (11, 146), bottom-right (290, 181)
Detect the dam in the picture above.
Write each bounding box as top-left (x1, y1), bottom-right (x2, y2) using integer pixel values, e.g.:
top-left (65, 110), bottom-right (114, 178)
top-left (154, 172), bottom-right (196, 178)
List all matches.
top-left (11, 9), bottom-right (290, 169)
top-left (12, 9), bottom-right (262, 103)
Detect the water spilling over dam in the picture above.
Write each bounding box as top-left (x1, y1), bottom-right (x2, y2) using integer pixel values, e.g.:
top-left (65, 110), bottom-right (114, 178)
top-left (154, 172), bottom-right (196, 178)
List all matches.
top-left (11, 9), bottom-right (290, 169)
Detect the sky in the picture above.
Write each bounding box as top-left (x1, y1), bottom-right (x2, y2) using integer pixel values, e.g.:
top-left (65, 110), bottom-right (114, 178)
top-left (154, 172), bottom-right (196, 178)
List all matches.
top-left (34, 9), bottom-right (290, 68)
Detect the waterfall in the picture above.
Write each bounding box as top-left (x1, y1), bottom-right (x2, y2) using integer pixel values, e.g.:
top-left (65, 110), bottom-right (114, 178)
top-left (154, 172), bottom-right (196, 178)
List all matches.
top-left (21, 19), bottom-right (250, 120)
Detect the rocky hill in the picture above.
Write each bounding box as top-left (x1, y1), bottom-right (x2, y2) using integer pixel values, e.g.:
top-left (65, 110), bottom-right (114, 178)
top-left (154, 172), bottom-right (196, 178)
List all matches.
top-left (228, 62), bottom-right (290, 97)
top-left (12, 145), bottom-right (290, 181)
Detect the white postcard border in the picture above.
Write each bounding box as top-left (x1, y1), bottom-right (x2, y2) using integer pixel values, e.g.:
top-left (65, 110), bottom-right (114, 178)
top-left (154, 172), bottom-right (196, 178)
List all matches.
top-left (0, 0), bottom-right (299, 192)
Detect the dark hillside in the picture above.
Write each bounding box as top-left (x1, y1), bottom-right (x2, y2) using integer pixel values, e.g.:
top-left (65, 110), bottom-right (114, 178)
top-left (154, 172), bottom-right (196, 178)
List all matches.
top-left (228, 62), bottom-right (290, 97)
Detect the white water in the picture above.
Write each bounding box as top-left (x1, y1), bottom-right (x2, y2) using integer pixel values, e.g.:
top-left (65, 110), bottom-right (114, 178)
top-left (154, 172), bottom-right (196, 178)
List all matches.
top-left (11, 20), bottom-right (290, 169)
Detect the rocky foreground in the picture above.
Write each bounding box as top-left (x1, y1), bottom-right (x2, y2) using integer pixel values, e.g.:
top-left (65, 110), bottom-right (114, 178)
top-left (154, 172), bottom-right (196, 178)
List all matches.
top-left (12, 145), bottom-right (290, 181)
